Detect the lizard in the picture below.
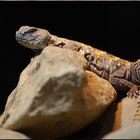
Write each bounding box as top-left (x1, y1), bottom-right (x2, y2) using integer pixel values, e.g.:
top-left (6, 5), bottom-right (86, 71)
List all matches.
top-left (15, 26), bottom-right (140, 100)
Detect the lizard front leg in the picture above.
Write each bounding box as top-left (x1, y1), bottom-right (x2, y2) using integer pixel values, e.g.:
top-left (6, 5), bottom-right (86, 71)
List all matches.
top-left (109, 67), bottom-right (140, 98)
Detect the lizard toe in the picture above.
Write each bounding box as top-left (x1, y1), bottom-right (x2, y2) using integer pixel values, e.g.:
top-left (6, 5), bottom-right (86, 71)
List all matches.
top-left (127, 91), bottom-right (133, 98)
top-left (127, 86), bottom-right (140, 99)
top-left (127, 91), bottom-right (138, 99)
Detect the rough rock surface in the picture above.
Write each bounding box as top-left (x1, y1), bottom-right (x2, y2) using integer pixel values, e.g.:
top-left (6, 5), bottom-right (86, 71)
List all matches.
top-left (0, 128), bottom-right (29, 139)
top-left (0, 46), bottom-right (116, 139)
top-left (103, 122), bottom-right (140, 139)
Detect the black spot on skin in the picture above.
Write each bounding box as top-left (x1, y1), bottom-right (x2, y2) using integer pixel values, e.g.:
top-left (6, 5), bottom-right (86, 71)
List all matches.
top-left (85, 54), bottom-right (94, 62)
top-left (55, 42), bottom-right (65, 47)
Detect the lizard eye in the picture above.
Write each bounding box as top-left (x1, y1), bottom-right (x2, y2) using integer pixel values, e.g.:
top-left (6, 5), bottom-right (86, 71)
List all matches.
top-left (26, 28), bottom-right (37, 34)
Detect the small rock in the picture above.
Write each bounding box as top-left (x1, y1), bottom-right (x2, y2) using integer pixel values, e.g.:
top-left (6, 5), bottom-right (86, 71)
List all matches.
top-left (0, 128), bottom-right (29, 139)
top-left (0, 46), bottom-right (116, 139)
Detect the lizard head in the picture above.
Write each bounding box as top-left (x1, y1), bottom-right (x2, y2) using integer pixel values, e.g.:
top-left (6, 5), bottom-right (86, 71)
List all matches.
top-left (130, 59), bottom-right (140, 84)
top-left (15, 26), bottom-right (51, 50)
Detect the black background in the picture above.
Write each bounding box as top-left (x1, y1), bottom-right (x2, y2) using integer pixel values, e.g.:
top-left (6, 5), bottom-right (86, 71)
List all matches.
top-left (0, 2), bottom-right (140, 112)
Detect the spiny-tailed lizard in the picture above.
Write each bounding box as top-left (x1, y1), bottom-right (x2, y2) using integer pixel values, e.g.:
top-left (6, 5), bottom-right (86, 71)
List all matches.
top-left (15, 26), bottom-right (140, 121)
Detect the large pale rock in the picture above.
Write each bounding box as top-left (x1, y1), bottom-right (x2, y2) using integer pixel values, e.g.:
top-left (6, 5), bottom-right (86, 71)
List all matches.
top-left (0, 46), bottom-right (116, 139)
top-left (0, 128), bottom-right (29, 139)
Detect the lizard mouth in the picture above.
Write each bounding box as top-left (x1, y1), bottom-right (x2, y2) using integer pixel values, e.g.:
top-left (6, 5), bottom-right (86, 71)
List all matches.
top-left (16, 36), bottom-right (28, 42)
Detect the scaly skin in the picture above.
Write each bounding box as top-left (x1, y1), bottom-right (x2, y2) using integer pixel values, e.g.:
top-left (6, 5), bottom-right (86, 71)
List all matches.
top-left (15, 26), bottom-right (140, 99)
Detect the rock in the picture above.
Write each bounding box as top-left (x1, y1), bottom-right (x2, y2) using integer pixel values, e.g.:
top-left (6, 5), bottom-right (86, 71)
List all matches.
top-left (0, 128), bottom-right (29, 139)
top-left (114, 97), bottom-right (138, 129)
top-left (103, 122), bottom-right (140, 139)
top-left (0, 46), bottom-right (116, 139)
top-left (94, 96), bottom-right (139, 139)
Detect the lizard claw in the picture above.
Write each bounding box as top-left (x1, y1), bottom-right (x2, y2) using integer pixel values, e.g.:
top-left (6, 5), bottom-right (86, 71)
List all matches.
top-left (127, 86), bottom-right (140, 99)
